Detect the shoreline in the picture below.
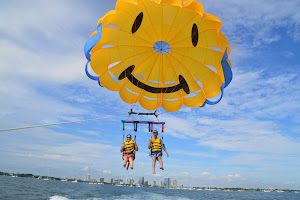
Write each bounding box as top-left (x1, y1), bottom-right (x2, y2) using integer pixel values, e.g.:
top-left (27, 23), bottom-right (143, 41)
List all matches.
top-left (1, 172), bottom-right (299, 193)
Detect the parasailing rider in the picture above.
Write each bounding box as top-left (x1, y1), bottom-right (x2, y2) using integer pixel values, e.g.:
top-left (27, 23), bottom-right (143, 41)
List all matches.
top-left (120, 134), bottom-right (138, 170)
top-left (148, 130), bottom-right (169, 174)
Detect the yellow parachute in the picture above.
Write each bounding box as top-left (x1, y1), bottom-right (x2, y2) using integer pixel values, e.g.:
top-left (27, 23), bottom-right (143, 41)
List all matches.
top-left (84, 0), bottom-right (232, 112)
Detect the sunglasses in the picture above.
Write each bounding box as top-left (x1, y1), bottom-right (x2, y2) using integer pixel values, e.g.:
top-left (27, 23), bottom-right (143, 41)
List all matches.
top-left (127, 137), bottom-right (131, 138)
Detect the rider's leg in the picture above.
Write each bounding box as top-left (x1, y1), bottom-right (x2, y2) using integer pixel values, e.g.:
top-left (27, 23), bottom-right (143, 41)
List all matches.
top-left (123, 156), bottom-right (128, 168)
top-left (157, 155), bottom-right (164, 170)
top-left (129, 156), bottom-right (134, 169)
top-left (151, 155), bottom-right (156, 174)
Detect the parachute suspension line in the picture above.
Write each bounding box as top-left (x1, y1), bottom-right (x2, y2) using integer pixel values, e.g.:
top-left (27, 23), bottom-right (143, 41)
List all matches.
top-left (122, 121), bottom-right (125, 142)
top-left (157, 54), bottom-right (180, 113)
top-left (134, 122), bottom-right (137, 141)
top-left (158, 53), bottom-right (191, 112)
top-left (128, 109), bottom-right (159, 119)
top-left (162, 123), bottom-right (164, 146)
top-left (0, 115), bottom-right (128, 133)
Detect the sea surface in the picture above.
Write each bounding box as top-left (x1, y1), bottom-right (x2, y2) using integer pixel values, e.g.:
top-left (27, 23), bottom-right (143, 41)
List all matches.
top-left (0, 176), bottom-right (299, 200)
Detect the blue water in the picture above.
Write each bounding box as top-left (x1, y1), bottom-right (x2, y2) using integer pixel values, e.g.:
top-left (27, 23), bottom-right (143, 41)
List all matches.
top-left (0, 176), bottom-right (299, 200)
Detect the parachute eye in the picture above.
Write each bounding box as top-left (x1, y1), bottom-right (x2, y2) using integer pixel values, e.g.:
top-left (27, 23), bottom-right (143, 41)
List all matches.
top-left (132, 12), bottom-right (143, 34)
top-left (192, 23), bottom-right (198, 47)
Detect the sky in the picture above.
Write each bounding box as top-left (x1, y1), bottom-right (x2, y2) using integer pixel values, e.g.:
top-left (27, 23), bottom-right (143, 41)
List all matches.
top-left (0, 0), bottom-right (300, 190)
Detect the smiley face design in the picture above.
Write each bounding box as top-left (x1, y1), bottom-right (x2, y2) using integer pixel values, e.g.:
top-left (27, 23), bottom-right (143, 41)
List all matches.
top-left (85, 0), bottom-right (232, 112)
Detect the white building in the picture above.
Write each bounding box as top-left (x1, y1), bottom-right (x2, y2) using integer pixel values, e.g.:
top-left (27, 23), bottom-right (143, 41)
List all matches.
top-left (130, 178), bottom-right (135, 185)
top-left (160, 180), bottom-right (165, 187)
top-left (125, 177), bottom-right (131, 184)
top-left (85, 174), bottom-right (91, 181)
top-left (172, 180), bottom-right (177, 188)
top-left (138, 176), bottom-right (144, 185)
top-left (164, 177), bottom-right (171, 188)
top-left (109, 178), bottom-right (113, 183)
top-left (152, 181), bottom-right (156, 187)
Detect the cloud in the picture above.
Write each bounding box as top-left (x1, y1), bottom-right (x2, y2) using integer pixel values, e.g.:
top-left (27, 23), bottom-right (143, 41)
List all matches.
top-left (172, 150), bottom-right (217, 158)
top-left (283, 51), bottom-right (295, 58)
top-left (82, 166), bottom-right (89, 171)
top-left (103, 170), bottom-right (112, 174)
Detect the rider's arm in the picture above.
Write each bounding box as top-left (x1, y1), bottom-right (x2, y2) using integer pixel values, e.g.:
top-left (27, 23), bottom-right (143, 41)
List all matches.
top-left (161, 139), bottom-right (169, 157)
top-left (134, 141), bottom-right (138, 151)
top-left (164, 148), bottom-right (169, 157)
top-left (120, 143), bottom-right (125, 152)
top-left (148, 139), bottom-right (152, 149)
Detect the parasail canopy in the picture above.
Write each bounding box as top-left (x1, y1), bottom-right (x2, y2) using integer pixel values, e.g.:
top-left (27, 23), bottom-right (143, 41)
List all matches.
top-left (84, 0), bottom-right (232, 112)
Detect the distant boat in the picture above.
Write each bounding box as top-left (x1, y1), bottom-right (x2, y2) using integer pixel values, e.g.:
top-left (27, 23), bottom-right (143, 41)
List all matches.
top-left (276, 190), bottom-right (284, 193)
top-left (43, 178), bottom-right (49, 180)
top-left (295, 191), bottom-right (299, 193)
top-left (263, 190), bottom-right (271, 192)
top-left (71, 180), bottom-right (78, 183)
top-left (61, 180), bottom-right (67, 182)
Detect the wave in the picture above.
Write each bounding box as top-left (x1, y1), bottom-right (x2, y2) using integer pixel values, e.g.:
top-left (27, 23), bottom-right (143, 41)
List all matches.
top-left (49, 196), bottom-right (104, 200)
top-left (49, 192), bottom-right (191, 200)
top-left (49, 196), bottom-right (70, 200)
top-left (113, 192), bottom-right (192, 200)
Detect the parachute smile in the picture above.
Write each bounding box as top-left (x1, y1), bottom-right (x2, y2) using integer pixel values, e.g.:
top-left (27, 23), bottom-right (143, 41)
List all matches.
top-left (118, 65), bottom-right (190, 94)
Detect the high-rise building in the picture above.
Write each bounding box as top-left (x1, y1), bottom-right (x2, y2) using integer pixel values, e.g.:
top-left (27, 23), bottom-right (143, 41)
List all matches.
top-left (85, 174), bottom-right (91, 181)
top-left (125, 177), bottom-right (134, 185)
top-left (125, 177), bottom-right (131, 184)
top-left (160, 180), bottom-right (165, 187)
top-left (144, 181), bottom-right (148, 186)
top-left (138, 176), bottom-right (144, 185)
top-left (130, 178), bottom-right (135, 185)
top-left (109, 178), bottom-right (113, 183)
top-left (152, 181), bottom-right (156, 187)
top-left (164, 177), bottom-right (171, 188)
top-left (172, 180), bottom-right (177, 187)
top-left (115, 179), bottom-right (122, 185)
top-left (99, 177), bottom-right (104, 183)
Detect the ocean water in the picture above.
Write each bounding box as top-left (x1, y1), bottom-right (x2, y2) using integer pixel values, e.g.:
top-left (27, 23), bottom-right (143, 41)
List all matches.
top-left (0, 176), bottom-right (299, 200)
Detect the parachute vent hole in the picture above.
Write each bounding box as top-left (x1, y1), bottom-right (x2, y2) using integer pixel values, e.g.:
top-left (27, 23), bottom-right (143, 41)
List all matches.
top-left (108, 71), bottom-right (121, 84)
top-left (209, 47), bottom-right (221, 52)
top-left (193, 76), bottom-right (203, 88)
top-left (142, 95), bottom-right (159, 101)
top-left (207, 91), bottom-right (222, 102)
top-left (134, 73), bottom-right (146, 80)
top-left (101, 44), bottom-right (116, 49)
top-left (87, 62), bottom-right (98, 77)
top-left (192, 24), bottom-right (198, 47)
top-left (204, 64), bottom-right (218, 73)
top-left (108, 61), bottom-right (121, 69)
top-left (148, 80), bottom-right (161, 84)
top-left (132, 12), bottom-right (143, 34)
top-left (164, 98), bottom-right (180, 102)
top-left (125, 86), bottom-right (139, 95)
top-left (107, 24), bottom-right (120, 29)
top-left (184, 90), bottom-right (201, 98)
top-left (164, 81), bottom-right (177, 84)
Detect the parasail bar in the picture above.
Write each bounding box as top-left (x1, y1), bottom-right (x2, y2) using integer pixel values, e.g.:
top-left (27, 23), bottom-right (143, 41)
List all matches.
top-left (122, 120), bottom-right (165, 124)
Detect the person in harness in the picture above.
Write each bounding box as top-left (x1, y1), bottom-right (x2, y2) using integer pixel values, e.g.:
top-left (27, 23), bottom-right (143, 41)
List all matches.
top-left (148, 130), bottom-right (169, 174)
top-left (120, 134), bottom-right (138, 170)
